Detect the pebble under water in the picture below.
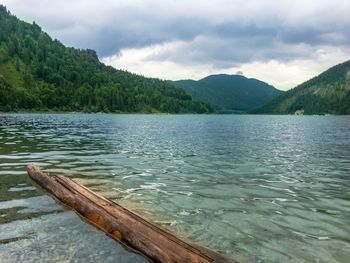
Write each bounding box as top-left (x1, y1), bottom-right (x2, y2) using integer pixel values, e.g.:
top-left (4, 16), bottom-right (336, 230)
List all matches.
top-left (0, 113), bottom-right (349, 263)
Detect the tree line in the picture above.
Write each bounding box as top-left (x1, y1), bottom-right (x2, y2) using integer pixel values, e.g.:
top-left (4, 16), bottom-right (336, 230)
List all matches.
top-left (0, 5), bottom-right (212, 113)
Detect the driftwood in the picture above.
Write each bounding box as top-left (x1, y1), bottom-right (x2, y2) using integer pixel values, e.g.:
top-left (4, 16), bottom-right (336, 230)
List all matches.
top-left (27, 164), bottom-right (237, 263)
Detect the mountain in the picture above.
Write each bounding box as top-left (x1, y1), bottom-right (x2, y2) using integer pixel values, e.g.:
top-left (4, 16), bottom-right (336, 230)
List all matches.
top-left (173, 74), bottom-right (283, 113)
top-left (252, 60), bottom-right (350, 115)
top-left (0, 5), bottom-right (212, 113)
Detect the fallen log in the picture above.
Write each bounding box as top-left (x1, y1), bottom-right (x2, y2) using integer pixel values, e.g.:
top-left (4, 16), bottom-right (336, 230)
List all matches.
top-left (26, 164), bottom-right (238, 263)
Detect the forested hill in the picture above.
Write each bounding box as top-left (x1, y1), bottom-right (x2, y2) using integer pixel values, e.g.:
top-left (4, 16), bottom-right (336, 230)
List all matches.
top-left (252, 60), bottom-right (350, 115)
top-left (173, 74), bottom-right (283, 113)
top-left (0, 5), bottom-right (212, 113)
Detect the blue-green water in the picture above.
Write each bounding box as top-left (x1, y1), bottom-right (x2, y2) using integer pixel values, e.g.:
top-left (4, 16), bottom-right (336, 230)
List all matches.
top-left (0, 114), bottom-right (349, 263)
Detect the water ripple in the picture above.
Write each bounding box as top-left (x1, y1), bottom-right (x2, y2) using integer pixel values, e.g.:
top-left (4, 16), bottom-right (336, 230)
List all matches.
top-left (0, 114), bottom-right (350, 263)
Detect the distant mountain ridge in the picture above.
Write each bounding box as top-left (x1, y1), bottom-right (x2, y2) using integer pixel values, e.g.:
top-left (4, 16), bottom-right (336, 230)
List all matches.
top-left (173, 74), bottom-right (283, 113)
top-left (252, 60), bottom-right (350, 115)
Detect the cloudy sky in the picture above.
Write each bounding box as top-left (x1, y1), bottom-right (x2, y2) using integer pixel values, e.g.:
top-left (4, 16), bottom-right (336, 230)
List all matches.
top-left (3, 0), bottom-right (350, 90)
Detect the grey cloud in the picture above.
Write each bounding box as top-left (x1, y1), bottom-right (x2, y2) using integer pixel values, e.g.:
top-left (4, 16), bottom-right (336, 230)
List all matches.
top-left (142, 33), bottom-right (314, 69)
top-left (3, 0), bottom-right (350, 64)
top-left (51, 11), bottom-right (209, 56)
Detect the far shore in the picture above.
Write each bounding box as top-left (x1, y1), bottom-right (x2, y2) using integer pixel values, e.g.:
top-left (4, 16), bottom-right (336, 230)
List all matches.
top-left (0, 111), bottom-right (347, 116)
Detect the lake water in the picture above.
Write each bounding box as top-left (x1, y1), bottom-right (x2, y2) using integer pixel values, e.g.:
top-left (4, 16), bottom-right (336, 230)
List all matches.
top-left (0, 113), bottom-right (349, 263)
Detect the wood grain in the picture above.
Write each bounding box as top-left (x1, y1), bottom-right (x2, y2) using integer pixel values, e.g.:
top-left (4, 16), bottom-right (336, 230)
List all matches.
top-left (27, 164), bottom-right (238, 263)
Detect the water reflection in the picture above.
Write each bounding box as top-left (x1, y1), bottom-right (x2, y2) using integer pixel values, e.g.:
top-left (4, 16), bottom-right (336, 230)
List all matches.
top-left (0, 113), bottom-right (350, 263)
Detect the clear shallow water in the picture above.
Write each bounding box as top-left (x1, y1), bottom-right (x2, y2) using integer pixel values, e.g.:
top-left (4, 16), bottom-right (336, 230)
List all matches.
top-left (0, 113), bottom-right (349, 263)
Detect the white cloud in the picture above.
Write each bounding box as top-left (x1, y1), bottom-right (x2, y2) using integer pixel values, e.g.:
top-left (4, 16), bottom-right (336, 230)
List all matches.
top-left (3, 0), bottom-right (350, 89)
top-left (101, 41), bottom-right (218, 80)
top-left (102, 42), bottom-right (350, 90)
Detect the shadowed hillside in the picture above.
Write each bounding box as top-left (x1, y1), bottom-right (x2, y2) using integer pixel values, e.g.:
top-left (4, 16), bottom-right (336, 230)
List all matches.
top-left (252, 60), bottom-right (350, 115)
top-left (173, 74), bottom-right (282, 113)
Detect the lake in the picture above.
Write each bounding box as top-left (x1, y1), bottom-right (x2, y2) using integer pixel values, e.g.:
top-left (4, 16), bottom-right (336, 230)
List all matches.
top-left (0, 113), bottom-right (349, 263)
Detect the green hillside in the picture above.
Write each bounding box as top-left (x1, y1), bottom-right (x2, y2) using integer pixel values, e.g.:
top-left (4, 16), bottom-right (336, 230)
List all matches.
top-left (0, 5), bottom-right (212, 113)
top-left (173, 74), bottom-right (282, 113)
top-left (252, 60), bottom-right (350, 115)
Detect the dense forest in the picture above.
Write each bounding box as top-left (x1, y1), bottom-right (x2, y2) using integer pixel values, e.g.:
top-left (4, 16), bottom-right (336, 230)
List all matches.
top-left (0, 5), bottom-right (212, 113)
top-left (252, 60), bottom-right (350, 115)
top-left (173, 74), bottom-right (282, 113)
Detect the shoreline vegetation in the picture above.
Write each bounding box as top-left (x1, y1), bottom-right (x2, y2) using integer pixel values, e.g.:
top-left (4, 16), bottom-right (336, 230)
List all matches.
top-left (0, 110), bottom-right (346, 116)
top-left (0, 6), bottom-right (212, 115)
top-left (173, 74), bottom-right (283, 113)
top-left (1, 5), bottom-right (349, 116)
top-left (0, 110), bottom-right (208, 115)
top-left (251, 60), bottom-right (350, 115)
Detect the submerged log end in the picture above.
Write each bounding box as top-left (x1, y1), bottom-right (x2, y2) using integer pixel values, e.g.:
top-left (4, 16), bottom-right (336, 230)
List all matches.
top-left (26, 163), bottom-right (42, 178)
top-left (27, 164), bottom-right (54, 191)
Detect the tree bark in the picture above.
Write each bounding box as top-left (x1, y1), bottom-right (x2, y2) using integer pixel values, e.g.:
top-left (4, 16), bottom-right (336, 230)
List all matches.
top-left (26, 164), bottom-right (238, 263)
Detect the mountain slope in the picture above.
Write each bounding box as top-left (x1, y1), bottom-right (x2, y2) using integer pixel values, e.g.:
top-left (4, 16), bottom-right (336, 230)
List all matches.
top-left (0, 5), bottom-right (212, 113)
top-left (252, 60), bottom-right (350, 115)
top-left (173, 74), bottom-right (283, 113)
